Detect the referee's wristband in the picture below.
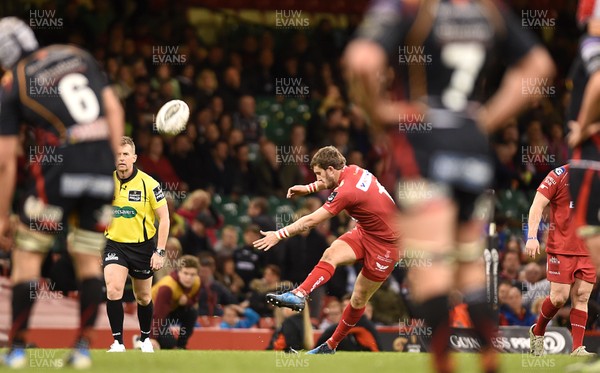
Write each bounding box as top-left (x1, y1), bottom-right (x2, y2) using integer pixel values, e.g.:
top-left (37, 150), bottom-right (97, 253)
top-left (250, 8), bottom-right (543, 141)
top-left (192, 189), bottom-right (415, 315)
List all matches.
top-left (275, 228), bottom-right (290, 240)
top-left (154, 247), bottom-right (166, 257)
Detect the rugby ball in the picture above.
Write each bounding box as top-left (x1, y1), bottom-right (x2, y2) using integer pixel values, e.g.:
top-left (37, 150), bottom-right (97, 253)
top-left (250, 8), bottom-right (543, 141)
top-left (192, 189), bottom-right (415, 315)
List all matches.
top-left (155, 99), bottom-right (189, 135)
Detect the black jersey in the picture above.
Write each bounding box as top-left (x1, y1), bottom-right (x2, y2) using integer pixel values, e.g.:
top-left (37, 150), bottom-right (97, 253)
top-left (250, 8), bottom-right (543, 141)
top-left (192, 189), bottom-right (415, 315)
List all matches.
top-left (357, 0), bottom-right (539, 112)
top-left (0, 44), bottom-right (110, 145)
top-left (567, 35), bottom-right (600, 122)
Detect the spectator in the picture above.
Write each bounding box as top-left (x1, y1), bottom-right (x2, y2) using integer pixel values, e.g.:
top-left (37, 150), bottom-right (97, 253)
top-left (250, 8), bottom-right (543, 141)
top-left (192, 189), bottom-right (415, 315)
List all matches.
top-left (233, 225), bottom-right (265, 292)
top-left (267, 306), bottom-right (313, 352)
top-left (218, 66), bottom-right (244, 113)
top-left (499, 286), bottom-right (536, 326)
top-left (214, 225), bottom-right (239, 259)
top-left (166, 195), bottom-right (186, 239)
top-left (137, 135), bottom-right (186, 191)
top-left (195, 69), bottom-right (218, 110)
top-left (215, 256), bottom-right (245, 301)
top-left (232, 95), bottom-right (263, 143)
top-left (247, 197), bottom-right (276, 231)
top-left (248, 265), bottom-right (293, 317)
top-left (149, 255), bottom-right (201, 350)
top-left (520, 262), bottom-right (550, 310)
top-left (500, 250), bottom-right (522, 282)
top-left (319, 300), bottom-right (343, 330)
top-left (315, 296), bottom-right (382, 351)
top-left (197, 257), bottom-right (236, 317)
top-left (254, 141), bottom-right (303, 198)
top-left (369, 278), bottom-right (407, 326)
top-left (230, 143), bottom-right (257, 196)
top-left (151, 64), bottom-right (181, 99)
top-left (168, 134), bottom-right (205, 190)
top-left (498, 280), bottom-right (513, 307)
top-left (219, 302), bottom-right (260, 329)
top-left (179, 212), bottom-right (214, 257)
top-left (206, 140), bottom-right (235, 195)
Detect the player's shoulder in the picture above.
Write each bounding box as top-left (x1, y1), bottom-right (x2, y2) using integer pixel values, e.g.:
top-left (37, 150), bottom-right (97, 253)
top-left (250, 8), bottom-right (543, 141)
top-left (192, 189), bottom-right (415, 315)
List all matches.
top-left (551, 165), bottom-right (568, 179)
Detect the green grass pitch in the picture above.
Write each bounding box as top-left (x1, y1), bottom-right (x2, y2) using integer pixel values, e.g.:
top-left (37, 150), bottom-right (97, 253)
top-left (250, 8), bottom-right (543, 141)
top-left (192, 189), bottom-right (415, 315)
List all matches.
top-left (3, 350), bottom-right (588, 373)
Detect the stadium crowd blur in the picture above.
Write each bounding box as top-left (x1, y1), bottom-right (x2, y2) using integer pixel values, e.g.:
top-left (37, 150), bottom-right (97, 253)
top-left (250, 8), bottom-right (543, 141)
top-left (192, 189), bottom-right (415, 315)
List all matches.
top-left (4, 0), bottom-right (600, 336)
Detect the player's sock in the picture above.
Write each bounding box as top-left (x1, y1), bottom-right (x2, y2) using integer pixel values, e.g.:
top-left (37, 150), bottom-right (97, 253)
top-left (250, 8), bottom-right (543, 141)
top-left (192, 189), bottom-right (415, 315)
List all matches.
top-left (327, 304), bottom-right (366, 349)
top-left (465, 288), bottom-right (498, 373)
top-left (106, 299), bottom-right (124, 344)
top-left (570, 308), bottom-right (588, 350)
top-left (415, 295), bottom-right (452, 373)
top-left (138, 301), bottom-right (153, 342)
top-left (464, 288), bottom-right (496, 347)
top-left (295, 261), bottom-right (335, 297)
top-left (77, 278), bottom-right (104, 346)
top-left (10, 281), bottom-right (37, 347)
top-left (533, 297), bottom-right (560, 336)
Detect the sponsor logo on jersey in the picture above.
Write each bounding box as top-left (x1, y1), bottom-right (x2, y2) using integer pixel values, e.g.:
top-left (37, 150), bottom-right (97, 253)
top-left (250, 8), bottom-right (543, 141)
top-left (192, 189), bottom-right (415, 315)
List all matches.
top-left (128, 190), bottom-right (141, 202)
top-left (113, 206), bottom-right (137, 218)
top-left (553, 167), bottom-right (565, 176)
top-left (327, 191), bottom-right (338, 203)
top-left (153, 185), bottom-right (165, 202)
top-left (549, 256), bottom-right (560, 265)
top-left (105, 253), bottom-right (118, 261)
top-left (375, 262), bottom-right (390, 271)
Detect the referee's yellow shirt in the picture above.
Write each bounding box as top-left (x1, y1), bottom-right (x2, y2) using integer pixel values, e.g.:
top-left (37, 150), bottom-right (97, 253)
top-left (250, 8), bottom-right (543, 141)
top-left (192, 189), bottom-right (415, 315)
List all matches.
top-left (105, 167), bottom-right (167, 243)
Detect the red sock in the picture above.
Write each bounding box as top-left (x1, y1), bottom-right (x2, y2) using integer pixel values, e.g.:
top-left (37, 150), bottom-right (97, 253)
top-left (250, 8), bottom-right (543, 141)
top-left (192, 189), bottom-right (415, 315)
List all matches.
top-left (327, 304), bottom-right (365, 349)
top-left (570, 308), bottom-right (588, 350)
top-left (295, 261), bottom-right (335, 297)
top-left (533, 297), bottom-right (560, 336)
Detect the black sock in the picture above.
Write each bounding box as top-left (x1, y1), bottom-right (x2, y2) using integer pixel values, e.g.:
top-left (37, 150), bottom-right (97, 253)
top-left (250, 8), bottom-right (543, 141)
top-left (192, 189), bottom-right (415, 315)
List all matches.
top-left (77, 278), bottom-right (104, 347)
top-left (106, 299), bottom-right (124, 344)
top-left (138, 301), bottom-right (153, 342)
top-left (414, 295), bottom-right (450, 358)
top-left (11, 281), bottom-right (37, 347)
top-left (464, 288), bottom-right (496, 349)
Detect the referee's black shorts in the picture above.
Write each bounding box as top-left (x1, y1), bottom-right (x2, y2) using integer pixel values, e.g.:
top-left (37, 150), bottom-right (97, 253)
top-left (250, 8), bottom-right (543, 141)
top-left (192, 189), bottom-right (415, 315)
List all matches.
top-left (103, 239), bottom-right (155, 279)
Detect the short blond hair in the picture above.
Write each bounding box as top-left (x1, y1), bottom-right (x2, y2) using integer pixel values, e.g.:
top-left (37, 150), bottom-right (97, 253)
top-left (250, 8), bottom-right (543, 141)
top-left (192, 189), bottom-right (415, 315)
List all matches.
top-left (121, 136), bottom-right (136, 154)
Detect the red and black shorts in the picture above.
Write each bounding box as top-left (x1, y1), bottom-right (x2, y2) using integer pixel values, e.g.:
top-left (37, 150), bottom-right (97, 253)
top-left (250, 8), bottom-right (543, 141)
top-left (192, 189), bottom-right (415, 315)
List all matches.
top-left (570, 134), bottom-right (600, 230)
top-left (391, 109), bottom-right (493, 222)
top-left (20, 140), bottom-right (115, 234)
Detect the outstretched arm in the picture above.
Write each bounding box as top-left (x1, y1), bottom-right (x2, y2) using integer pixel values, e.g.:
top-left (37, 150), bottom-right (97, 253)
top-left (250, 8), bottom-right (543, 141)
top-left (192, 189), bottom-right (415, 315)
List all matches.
top-left (286, 180), bottom-right (326, 199)
top-left (253, 207), bottom-right (334, 251)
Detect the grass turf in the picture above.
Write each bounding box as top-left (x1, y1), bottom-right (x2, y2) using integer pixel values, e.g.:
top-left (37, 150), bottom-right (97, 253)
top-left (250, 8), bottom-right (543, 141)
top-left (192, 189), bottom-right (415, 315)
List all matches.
top-left (3, 350), bottom-right (588, 373)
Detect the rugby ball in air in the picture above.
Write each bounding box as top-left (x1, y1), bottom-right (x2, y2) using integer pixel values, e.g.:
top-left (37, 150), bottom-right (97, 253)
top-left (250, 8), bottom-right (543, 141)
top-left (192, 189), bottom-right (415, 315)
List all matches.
top-left (155, 99), bottom-right (189, 135)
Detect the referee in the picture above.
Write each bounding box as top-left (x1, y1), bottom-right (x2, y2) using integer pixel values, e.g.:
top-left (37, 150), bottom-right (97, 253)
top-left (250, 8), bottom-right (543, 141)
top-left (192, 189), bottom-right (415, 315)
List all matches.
top-left (104, 136), bottom-right (169, 353)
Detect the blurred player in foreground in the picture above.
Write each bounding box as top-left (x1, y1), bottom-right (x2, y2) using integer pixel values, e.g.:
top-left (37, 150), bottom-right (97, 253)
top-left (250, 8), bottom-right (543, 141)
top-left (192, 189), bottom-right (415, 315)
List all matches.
top-left (343, 0), bottom-right (555, 372)
top-left (0, 17), bottom-right (123, 368)
top-left (564, 1), bottom-right (600, 371)
top-left (525, 165), bottom-right (596, 356)
top-left (253, 146), bottom-right (399, 354)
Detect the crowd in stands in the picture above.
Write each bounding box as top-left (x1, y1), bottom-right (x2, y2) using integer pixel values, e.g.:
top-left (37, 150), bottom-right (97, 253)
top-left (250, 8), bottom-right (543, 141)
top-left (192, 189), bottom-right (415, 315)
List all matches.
top-left (4, 0), bottom-right (600, 345)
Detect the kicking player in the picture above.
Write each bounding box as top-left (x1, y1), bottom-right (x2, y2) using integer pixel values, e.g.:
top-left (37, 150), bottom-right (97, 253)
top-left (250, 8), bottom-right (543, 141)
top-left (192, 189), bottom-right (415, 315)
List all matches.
top-left (526, 165), bottom-right (596, 356)
top-left (103, 136), bottom-right (169, 353)
top-left (253, 146), bottom-right (399, 354)
top-left (343, 1), bottom-right (554, 372)
top-left (0, 17), bottom-right (124, 368)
